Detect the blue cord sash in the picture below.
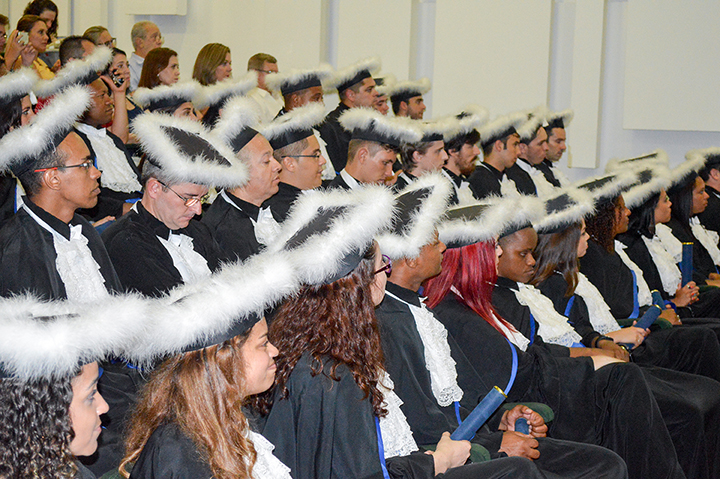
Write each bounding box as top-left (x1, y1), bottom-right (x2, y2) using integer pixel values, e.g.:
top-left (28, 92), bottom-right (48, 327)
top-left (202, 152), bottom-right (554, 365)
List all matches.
top-left (629, 271), bottom-right (640, 319)
top-left (375, 417), bottom-right (391, 479)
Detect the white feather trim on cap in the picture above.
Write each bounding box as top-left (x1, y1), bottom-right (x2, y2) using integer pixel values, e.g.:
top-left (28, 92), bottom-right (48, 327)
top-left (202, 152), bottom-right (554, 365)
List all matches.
top-left (604, 149), bottom-right (669, 174)
top-left (0, 85), bottom-right (91, 172)
top-left (374, 74), bottom-right (397, 96)
top-left (439, 194), bottom-right (543, 247)
top-left (132, 81), bottom-right (200, 109)
top-left (478, 111), bottom-right (526, 145)
top-left (192, 72), bottom-right (258, 110)
top-left (261, 103), bottom-right (326, 142)
top-left (544, 108), bottom-right (574, 129)
top-left (339, 107), bottom-right (423, 145)
top-left (386, 77), bottom-right (431, 99)
top-left (33, 46), bottom-right (113, 98)
top-left (266, 185), bottom-right (395, 286)
top-left (211, 96), bottom-right (261, 146)
top-left (326, 56), bottom-right (381, 91)
top-left (623, 165), bottom-right (673, 209)
top-left (533, 186), bottom-right (596, 233)
top-left (0, 68), bottom-right (39, 104)
top-left (376, 173), bottom-right (453, 260)
top-left (132, 112), bottom-right (249, 188)
top-left (0, 293), bottom-right (149, 381)
top-left (433, 104), bottom-right (489, 142)
top-left (680, 147), bottom-right (720, 184)
top-left (516, 106), bottom-right (548, 142)
top-left (265, 64), bottom-right (333, 95)
top-left (571, 169), bottom-right (639, 203)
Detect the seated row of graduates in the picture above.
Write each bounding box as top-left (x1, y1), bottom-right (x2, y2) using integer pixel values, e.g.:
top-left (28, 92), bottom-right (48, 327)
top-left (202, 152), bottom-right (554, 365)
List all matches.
top-left (2, 52), bottom-right (720, 479)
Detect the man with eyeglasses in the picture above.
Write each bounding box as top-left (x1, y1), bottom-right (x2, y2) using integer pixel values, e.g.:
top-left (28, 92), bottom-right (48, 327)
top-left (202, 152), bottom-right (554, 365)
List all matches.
top-left (203, 98), bottom-right (282, 261)
top-left (0, 85), bottom-right (120, 302)
top-left (261, 103), bottom-right (326, 222)
top-left (129, 21), bottom-right (163, 92)
top-left (102, 113), bottom-right (241, 298)
top-left (246, 52), bottom-right (282, 124)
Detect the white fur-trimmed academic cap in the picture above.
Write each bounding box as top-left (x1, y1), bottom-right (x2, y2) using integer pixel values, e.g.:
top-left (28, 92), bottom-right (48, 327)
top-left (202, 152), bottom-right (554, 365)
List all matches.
top-left (339, 107), bottom-right (422, 147)
top-left (604, 149), bottom-right (669, 174)
top-left (544, 108), bottom-right (573, 131)
top-left (572, 169), bottom-right (639, 208)
top-left (533, 186), bottom-right (596, 234)
top-left (478, 111), bottom-right (526, 148)
top-left (210, 95), bottom-right (262, 153)
top-left (439, 194), bottom-right (543, 248)
top-left (374, 74), bottom-right (396, 97)
top-left (266, 64), bottom-right (333, 96)
top-left (695, 146), bottom-right (720, 174)
top-left (326, 56), bottom-right (381, 93)
top-left (133, 112), bottom-right (248, 188)
top-left (0, 85), bottom-right (91, 176)
top-left (674, 147), bottom-right (720, 189)
top-left (133, 81), bottom-right (200, 112)
top-left (0, 294), bottom-right (148, 381)
top-left (261, 103), bottom-right (325, 150)
top-left (33, 46), bottom-right (113, 97)
top-left (387, 77), bottom-right (431, 103)
top-left (622, 165), bottom-right (673, 209)
top-left (376, 173), bottom-right (453, 260)
top-left (0, 68), bottom-right (38, 111)
top-left (265, 185), bottom-right (395, 285)
top-left (192, 72), bottom-right (257, 110)
top-left (436, 104), bottom-right (489, 144)
top-left (516, 106), bottom-right (548, 143)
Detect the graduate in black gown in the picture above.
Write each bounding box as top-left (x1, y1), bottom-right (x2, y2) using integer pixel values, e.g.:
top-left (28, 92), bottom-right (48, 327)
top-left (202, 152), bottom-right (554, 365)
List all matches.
top-left (665, 152), bottom-right (720, 286)
top-left (0, 295), bottom-right (148, 479)
top-left (132, 81), bottom-right (202, 120)
top-left (318, 57), bottom-right (380, 173)
top-left (261, 103), bottom-right (327, 222)
top-left (202, 96), bottom-right (282, 261)
top-left (467, 112), bottom-right (526, 199)
top-left (440, 107), bottom-right (487, 205)
top-left (503, 111), bottom-right (541, 196)
top-left (425, 197), bottom-right (688, 479)
top-left (514, 109), bottom-right (558, 196)
top-left (697, 150), bottom-right (720, 237)
top-left (326, 106), bottom-right (422, 190)
top-left (537, 109), bottom-right (573, 187)
top-left (0, 68), bottom-right (38, 229)
top-left (120, 284), bottom-right (292, 478)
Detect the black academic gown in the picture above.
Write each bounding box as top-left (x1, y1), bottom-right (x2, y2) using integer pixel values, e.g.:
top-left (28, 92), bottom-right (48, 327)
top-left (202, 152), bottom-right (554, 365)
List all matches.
top-left (376, 283), bottom-right (630, 479)
top-left (535, 161), bottom-right (561, 188)
top-left (264, 182), bottom-right (302, 223)
top-left (536, 272), bottom-right (720, 479)
top-left (74, 128), bottom-right (142, 221)
top-left (698, 186), bottom-right (720, 238)
top-left (393, 172), bottom-right (416, 192)
top-left (441, 168), bottom-right (466, 205)
top-left (617, 231), bottom-right (720, 320)
top-left (202, 191), bottom-right (263, 262)
top-left (129, 423), bottom-right (212, 479)
top-left (505, 161), bottom-right (537, 196)
top-left (75, 462), bottom-right (97, 479)
top-left (317, 103), bottom-right (351, 172)
top-left (467, 163), bottom-right (503, 199)
top-left (0, 174), bottom-right (17, 229)
top-left (326, 173), bottom-right (353, 190)
top-left (666, 217), bottom-right (719, 282)
top-left (103, 201), bottom-right (225, 297)
top-left (0, 197), bottom-right (121, 299)
top-left (579, 239), bottom-right (720, 382)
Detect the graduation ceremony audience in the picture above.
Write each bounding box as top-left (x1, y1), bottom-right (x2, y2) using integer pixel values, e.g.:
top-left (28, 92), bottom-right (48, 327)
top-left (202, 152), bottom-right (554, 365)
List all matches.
top-left (1, 5), bottom-right (720, 479)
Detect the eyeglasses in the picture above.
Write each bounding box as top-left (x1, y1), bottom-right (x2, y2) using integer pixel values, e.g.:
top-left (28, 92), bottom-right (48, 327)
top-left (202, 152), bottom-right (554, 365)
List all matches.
top-left (282, 153), bottom-right (323, 160)
top-left (101, 38), bottom-right (116, 48)
top-left (374, 254), bottom-right (392, 276)
top-left (254, 69), bottom-right (276, 75)
top-left (158, 180), bottom-right (209, 208)
top-left (34, 159), bottom-right (94, 173)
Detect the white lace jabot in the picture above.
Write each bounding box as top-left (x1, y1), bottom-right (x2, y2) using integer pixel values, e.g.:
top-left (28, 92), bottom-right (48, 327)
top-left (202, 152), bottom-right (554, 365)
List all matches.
top-left (691, 217), bottom-right (720, 266)
top-left (574, 273), bottom-right (621, 335)
top-left (645, 234), bottom-right (682, 294)
top-left (513, 283), bottom-right (582, 347)
top-left (157, 232), bottom-right (211, 284)
top-left (247, 431), bottom-right (292, 479)
top-left (377, 371), bottom-right (419, 458)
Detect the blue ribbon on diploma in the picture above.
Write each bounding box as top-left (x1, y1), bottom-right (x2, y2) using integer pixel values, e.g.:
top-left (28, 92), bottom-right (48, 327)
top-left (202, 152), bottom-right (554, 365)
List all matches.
top-left (451, 338), bottom-right (518, 441)
top-left (680, 242), bottom-right (693, 286)
top-left (618, 304), bottom-right (662, 350)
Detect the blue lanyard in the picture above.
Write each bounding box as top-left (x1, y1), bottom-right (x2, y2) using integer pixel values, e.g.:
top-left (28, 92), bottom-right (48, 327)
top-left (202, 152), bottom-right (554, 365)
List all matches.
top-left (375, 416), bottom-right (391, 479)
top-left (505, 337), bottom-right (518, 394)
top-left (563, 295), bottom-right (585, 348)
top-left (528, 313), bottom-right (536, 345)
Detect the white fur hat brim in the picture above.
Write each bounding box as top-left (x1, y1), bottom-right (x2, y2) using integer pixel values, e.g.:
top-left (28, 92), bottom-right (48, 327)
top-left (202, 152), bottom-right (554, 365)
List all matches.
top-left (387, 77), bottom-right (431, 100)
top-left (33, 46), bottom-right (112, 98)
top-left (376, 173), bottom-right (453, 259)
top-left (192, 72), bottom-right (258, 110)
top-left (132, 112), bottom-right (249, 188)
top-left (0, 68), bottom-right (39, 104)
top-left (210, 96), bottom-right (261, 146)
top-left (339, 107), bottom-right (423, 145)
top-left (533, 186), bottom-right (596, 233)
top-left (261, 103), bottom-right (326, 142)
top-left (265, 64), bottom-right (333, 95)
top-left (132, 81), bottom-right (201, 110)
top-left (0, 85), bottom-right (91, 172)
top-left (374, 74), bottom-right (397, 96)
top-left (545, 108), bottom-right (574, 129)
top-left (604, 149), bottom-right (669, 174)
top-left (623, 165), bottom-right (673, 209)
top-left (326, 56), bottom-right (381, 91)
top-left (479, 111), bottom-right (526, 145)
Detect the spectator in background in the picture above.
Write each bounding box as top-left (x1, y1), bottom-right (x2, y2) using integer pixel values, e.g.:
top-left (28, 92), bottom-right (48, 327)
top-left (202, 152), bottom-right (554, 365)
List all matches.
top-left (246, 52), bottom-right (282, 123)
top-left (58, 35), bottom-right (95, 66)
top-left (84, 25), bottom-right (115, 48)
top-left (138, 47), bottom-right (179, 89)
top-left (192, 43), bottom-right (232, 86)
top-left (5, 15), bottom-right (53, 79)
top-left (103, 47), bottom-right (143, 125)
top-left (23, 0), bottom-right (58, 42)
top-left (128, 21), bottom-right (163, 91)
top-left (0, 14), bottom-right (9, 76)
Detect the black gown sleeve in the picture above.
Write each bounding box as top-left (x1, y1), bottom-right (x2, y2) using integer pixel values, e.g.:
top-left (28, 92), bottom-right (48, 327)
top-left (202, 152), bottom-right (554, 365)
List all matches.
top-left (536, 274), bottom-right (601, 347)
top-left (129, 423), bottom-right (212, 479)
top-left (578, 240), bottom-right (635, 319)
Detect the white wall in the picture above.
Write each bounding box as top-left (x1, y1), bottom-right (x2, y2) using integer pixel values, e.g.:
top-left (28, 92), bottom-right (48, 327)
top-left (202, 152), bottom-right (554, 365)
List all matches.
top-left (2, 0), bottom-right (718, 182)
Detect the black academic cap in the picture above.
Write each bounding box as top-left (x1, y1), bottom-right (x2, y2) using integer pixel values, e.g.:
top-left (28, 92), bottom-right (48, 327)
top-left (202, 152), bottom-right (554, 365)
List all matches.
top-left (261, 103), bottom-right (325, 150)
top-left (339, 107), bottom-right (422, 148)
top-left (266, 64), bottom-right (333, 97)
top-left (133, 82), bottom-right (200, 112)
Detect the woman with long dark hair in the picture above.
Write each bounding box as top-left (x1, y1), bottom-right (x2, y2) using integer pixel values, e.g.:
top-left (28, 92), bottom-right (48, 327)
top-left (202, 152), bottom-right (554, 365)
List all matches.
top-left (4, 15), bottom-right (53, 79)
top-left (137, 48), bottom-right (179, 89)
